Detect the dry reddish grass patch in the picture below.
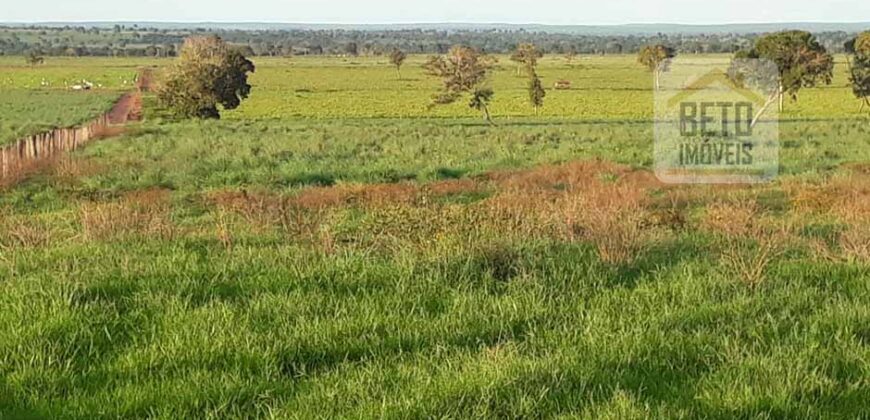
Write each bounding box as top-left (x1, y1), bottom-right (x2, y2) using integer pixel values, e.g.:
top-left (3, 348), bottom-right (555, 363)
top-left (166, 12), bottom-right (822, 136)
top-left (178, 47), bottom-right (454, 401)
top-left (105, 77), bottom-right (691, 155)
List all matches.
top-left (702, 200), bottom-right (793, 287)
top-left (208, 189), bottom-right (331, 240)
top-left (561, 183), bottom-right (656, 265)
top-left (208, 189), bottom-right (291, 227)
top-left (80, 188), bottom-right (175, 241)
top-left (214, 209), bottom-right (235, 251)
top-left (0, 211), bottom-right (56, 249)
top-left (486, 160), bottom-right (659, 192)
top-left (483, 190), bottom-right (558, 238)
top-left (0, 158), bottom-right (52, 190)
top-left (205, 161), bottom-right (674, 264)
top-left (51, 156), bottom-right (107, 183)
top-left (484, 161), bottom-right (667, 264)
top-left (785, 172), bottom-right (870, 263)
top-left (207, 180), bottom-right (484, 242)
top-left (832, 175), bottom-right (870, 262)
top-left (425, 179), bottom-right (482, 196)
top-left (200, 160), bottom-right (869, 271)
top-left (783, 182), bottom-right (836, 215)
top-left (292, 180), bottom-right (482, 209)
top-left (842, 162), bottom-right (870, 175)
top-left (485, 160), bottom-right (617, 190)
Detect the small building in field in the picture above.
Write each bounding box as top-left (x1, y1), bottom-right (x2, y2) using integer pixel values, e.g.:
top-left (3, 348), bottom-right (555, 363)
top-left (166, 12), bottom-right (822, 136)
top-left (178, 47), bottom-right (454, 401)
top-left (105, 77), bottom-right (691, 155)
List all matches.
top-left (554, 80), bottom-right (572, 90)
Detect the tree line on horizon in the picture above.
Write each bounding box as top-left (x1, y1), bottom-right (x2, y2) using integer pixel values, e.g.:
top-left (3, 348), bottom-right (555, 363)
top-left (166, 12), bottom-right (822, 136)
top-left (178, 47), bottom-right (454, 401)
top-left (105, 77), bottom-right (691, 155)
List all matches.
top-left (0, 25), bottom-right (863, 58)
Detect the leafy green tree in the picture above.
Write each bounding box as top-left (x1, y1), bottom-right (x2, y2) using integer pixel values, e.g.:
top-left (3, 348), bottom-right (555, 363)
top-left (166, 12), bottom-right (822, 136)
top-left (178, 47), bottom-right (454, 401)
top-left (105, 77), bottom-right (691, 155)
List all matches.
top-left (389, 48), bottom-right (407, 79)
top-left (157, 36), bottom-right (256, 119)
top-left (516, 44), bottom-right (547, 115)
top-left (737, 31), bottom-right (834, 112)
top-left (844, 32), bottom-right (870, 55)
top-left (510, 43), bottom-right (543, 76)
top-left (637, 44), bottom-right (676, 91)
top-left (528, 71), bottom-right (546, 115)
top-left (847, 32), bottom-right (870, 112)
top-left (423, 45), bottom-right (497, 124)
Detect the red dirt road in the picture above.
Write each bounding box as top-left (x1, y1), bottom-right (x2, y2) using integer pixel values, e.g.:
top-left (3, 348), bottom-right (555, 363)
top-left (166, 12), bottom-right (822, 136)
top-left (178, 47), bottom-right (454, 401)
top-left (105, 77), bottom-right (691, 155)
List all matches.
top-left (107, 93), bottom-right (141, 124)
top-left (107, 67), bottom-right (154, 124)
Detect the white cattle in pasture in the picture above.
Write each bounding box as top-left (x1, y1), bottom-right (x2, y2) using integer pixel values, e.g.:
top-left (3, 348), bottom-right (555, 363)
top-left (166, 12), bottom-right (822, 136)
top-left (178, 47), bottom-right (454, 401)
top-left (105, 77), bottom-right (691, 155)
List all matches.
top-left (70, 80), bottom-right (94, 91)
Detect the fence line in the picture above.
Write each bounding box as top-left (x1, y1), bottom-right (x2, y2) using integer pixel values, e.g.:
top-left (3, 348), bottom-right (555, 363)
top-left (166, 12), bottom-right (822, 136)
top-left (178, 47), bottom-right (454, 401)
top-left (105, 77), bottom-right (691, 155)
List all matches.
top-left (0, 93), bottom-right (136, 182)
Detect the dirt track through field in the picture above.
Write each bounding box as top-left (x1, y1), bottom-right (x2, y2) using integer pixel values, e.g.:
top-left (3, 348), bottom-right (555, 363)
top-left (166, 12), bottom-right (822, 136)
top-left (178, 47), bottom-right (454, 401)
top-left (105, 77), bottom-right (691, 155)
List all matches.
top-left (108, 67), bottom-right (153, 124)
top-left (107, 93), bottom-right (141, 125)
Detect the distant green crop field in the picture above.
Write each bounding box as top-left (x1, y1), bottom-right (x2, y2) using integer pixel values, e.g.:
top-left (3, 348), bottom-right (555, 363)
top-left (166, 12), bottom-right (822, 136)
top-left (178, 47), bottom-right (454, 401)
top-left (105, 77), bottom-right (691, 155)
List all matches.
top-left (228, 54), bottom-right (865, 121)
top-left (0, 57), bottom-right (148, 90)
top-left (0, 89), bottom-right (119, 145)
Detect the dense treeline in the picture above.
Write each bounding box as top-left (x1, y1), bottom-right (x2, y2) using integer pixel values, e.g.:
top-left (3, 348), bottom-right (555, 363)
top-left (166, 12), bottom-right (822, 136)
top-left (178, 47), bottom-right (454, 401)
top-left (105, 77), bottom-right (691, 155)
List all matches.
top-left (0, 25), bottom-right (861, 57)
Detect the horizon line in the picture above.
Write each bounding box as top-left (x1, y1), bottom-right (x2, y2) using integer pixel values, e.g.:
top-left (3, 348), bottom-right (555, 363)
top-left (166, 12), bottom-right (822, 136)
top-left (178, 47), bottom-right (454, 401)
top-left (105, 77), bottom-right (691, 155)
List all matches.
top-left (2, 20), bottom-right (869, 26)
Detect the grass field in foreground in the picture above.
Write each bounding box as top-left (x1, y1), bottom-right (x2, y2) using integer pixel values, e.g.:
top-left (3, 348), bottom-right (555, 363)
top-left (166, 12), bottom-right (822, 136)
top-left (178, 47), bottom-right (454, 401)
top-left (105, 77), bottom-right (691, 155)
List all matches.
top-left (0, 54), bottom-right (869, 418)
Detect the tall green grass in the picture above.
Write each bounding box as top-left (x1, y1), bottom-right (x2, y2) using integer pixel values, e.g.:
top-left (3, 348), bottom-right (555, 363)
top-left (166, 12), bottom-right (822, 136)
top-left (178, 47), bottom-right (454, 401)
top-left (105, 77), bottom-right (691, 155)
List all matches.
top-left (58, 117), bottom-right (868, 194)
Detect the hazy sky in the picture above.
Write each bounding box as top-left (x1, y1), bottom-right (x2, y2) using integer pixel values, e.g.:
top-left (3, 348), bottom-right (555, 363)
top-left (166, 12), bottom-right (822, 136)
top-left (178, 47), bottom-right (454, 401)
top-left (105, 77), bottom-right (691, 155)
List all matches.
top-left (4, 0), bottom-right (870, 24)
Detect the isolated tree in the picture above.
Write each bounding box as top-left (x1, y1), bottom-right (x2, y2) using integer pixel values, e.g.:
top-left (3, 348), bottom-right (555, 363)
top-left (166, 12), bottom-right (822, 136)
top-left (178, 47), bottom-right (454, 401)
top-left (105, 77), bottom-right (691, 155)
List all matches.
top-left (564, 47), bottom-right (578, 65)
top-left (516, 43), bottom-right (546, 115)
top-left (64, 47), bottom-right (83, 57)
top-left (389, 48), bottom-right (407, 79)
top-left (528, 71), bottom-right (546, 115)
top-left (637, 44), bottom-right (675, 91)
top-left (157, 36), bottom-right (255, 119)
top-left (510, 43), bottom-right (543, 76)
top-left (468, 88), bottom-right (495, 122)
top-left (608, 42), bottom-right (624, 54)
top-left (423, 45), bottom-right (497, 124)
top-left (847, 32), bottom-right (870, 112)
top-left (25, 51), bottom-right (44, 66)
top-left (732, 31), bottom-right (833, 113)
top-left (345, 42), bottom-right (359, 56)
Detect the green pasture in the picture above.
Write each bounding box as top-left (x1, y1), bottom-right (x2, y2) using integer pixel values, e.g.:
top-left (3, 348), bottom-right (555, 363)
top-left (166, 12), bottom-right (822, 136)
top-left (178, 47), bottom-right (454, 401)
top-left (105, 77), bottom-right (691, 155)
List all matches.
top-left (0, 53), bottom-right (869, 419)
top-left (231, 55), bottom-right (864, 121)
